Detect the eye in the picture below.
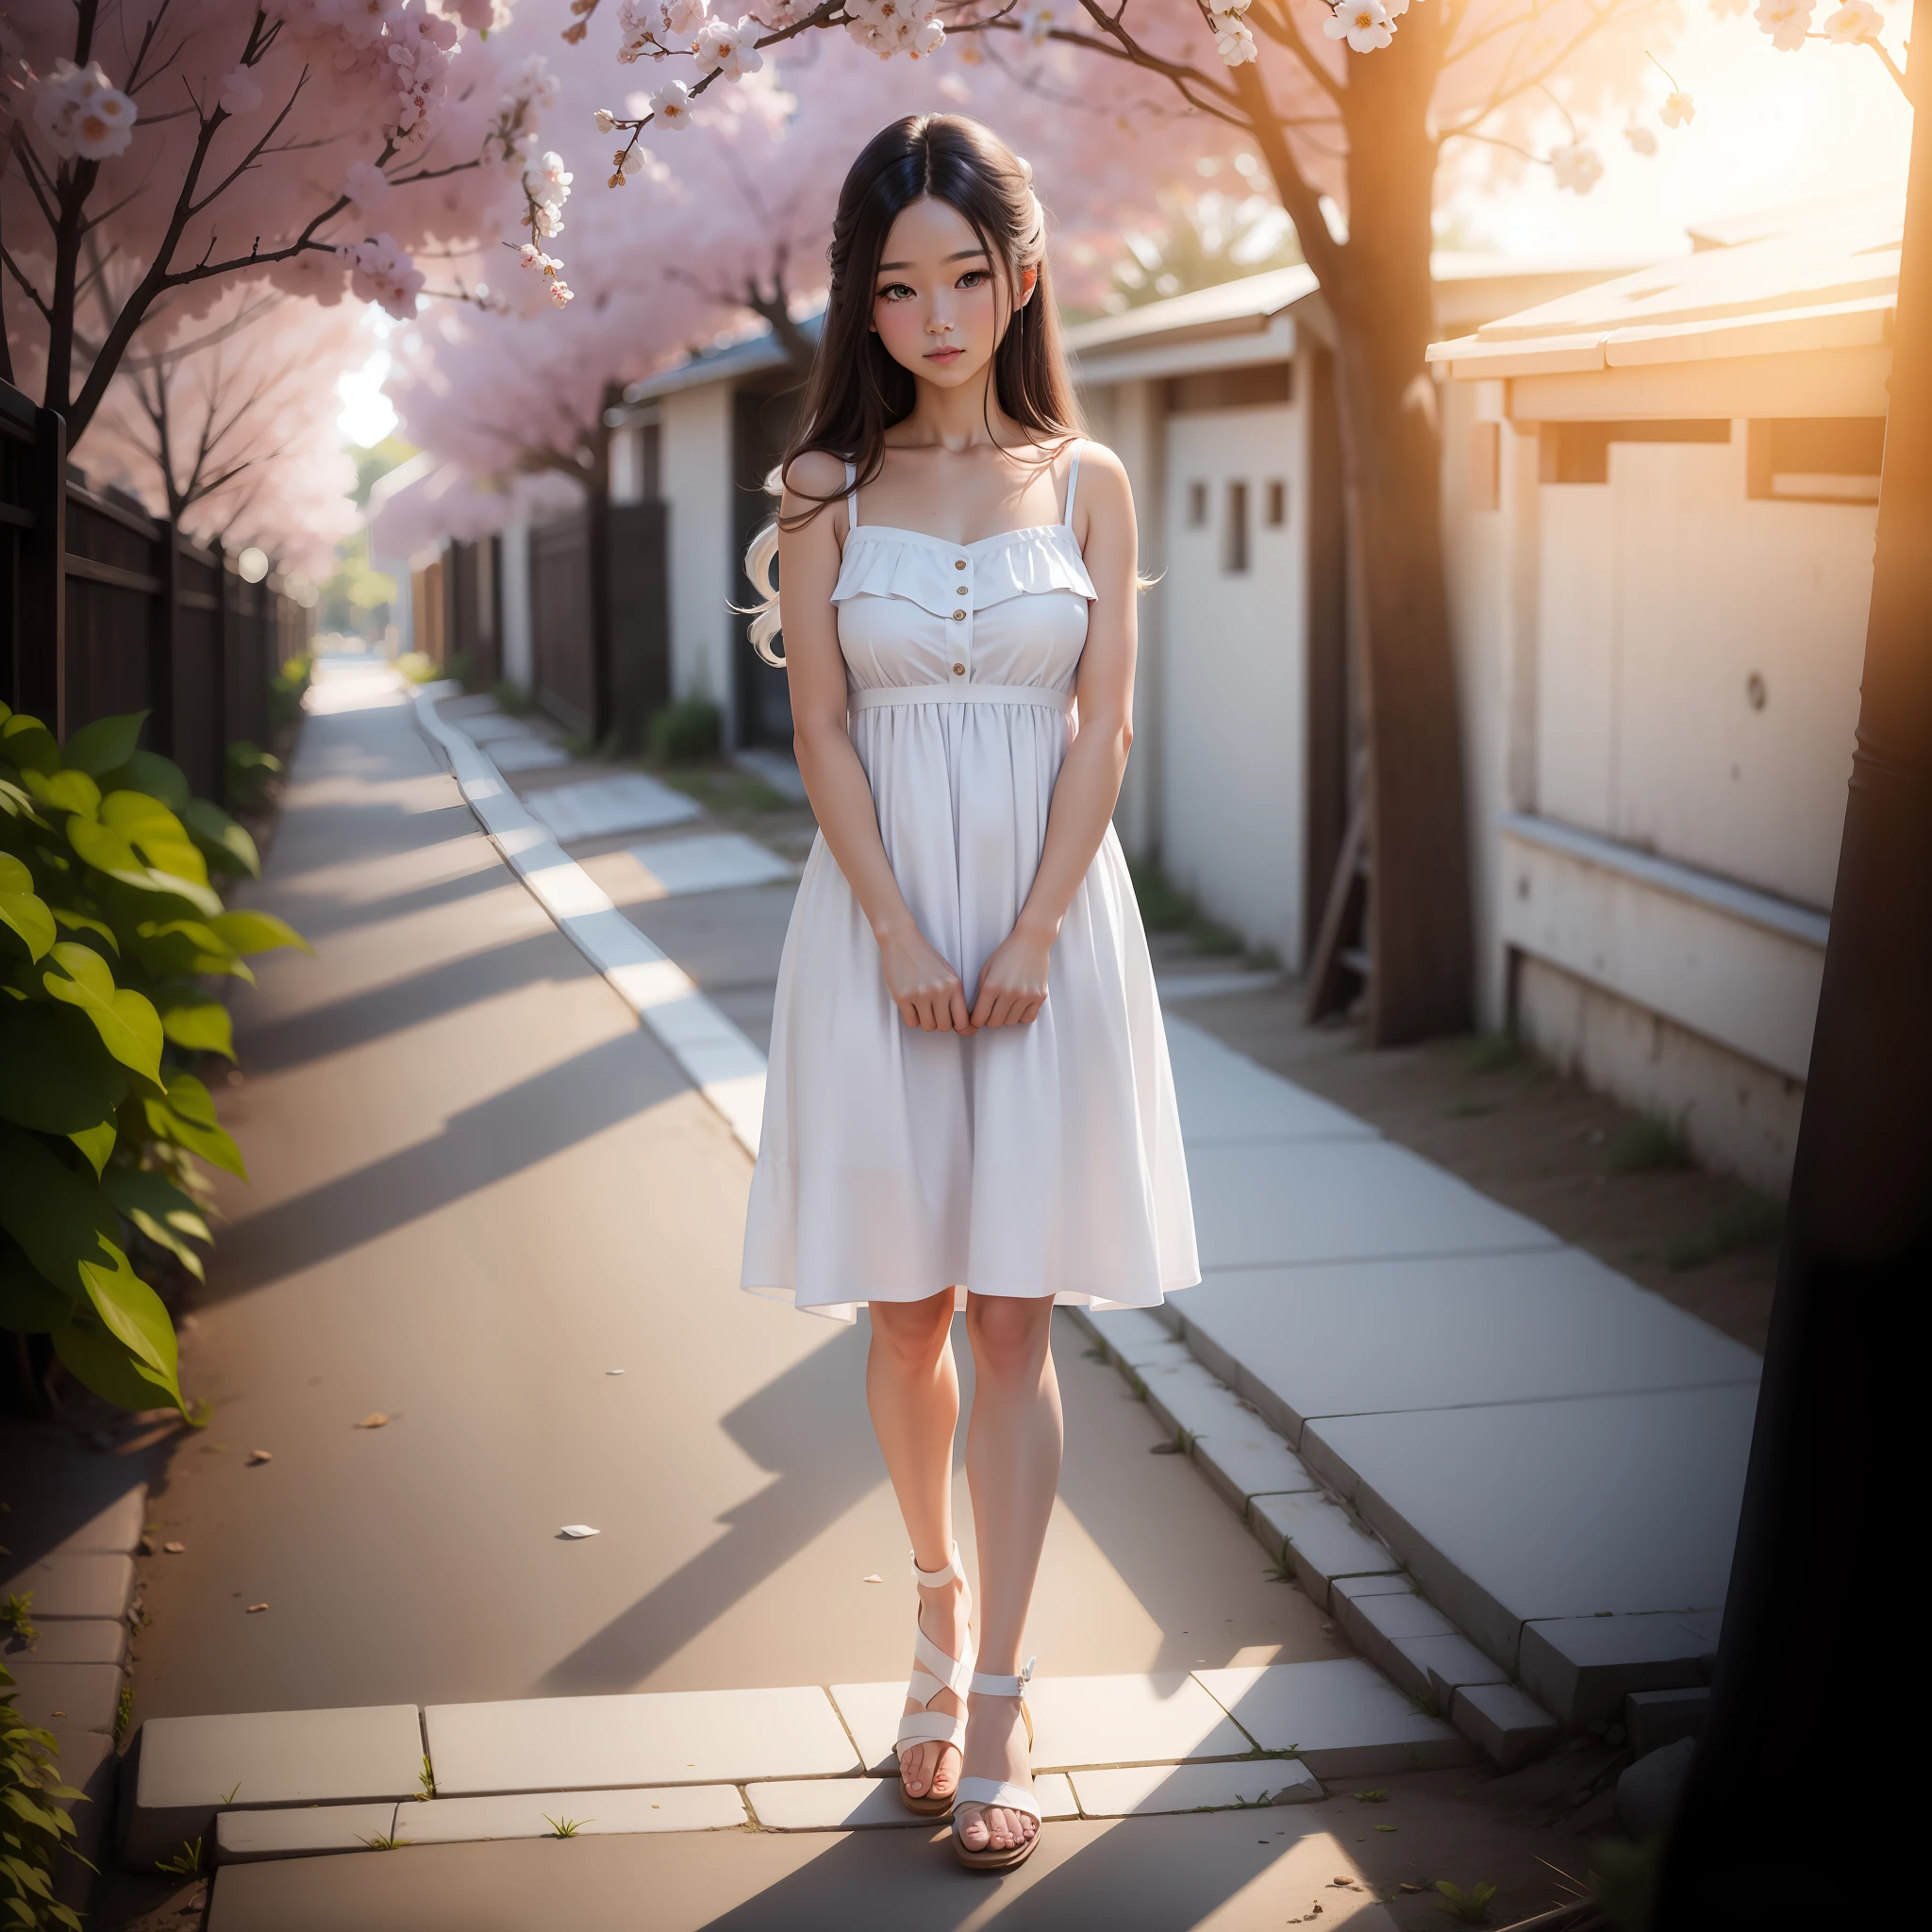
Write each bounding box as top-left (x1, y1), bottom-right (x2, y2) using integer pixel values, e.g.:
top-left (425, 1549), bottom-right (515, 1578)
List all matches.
top-left (956, 270), bottom-right (990, 291)
top-left (876, 281), bottom-right (915, 303)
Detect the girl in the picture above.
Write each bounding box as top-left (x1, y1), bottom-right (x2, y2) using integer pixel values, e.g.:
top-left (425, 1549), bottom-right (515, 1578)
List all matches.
top-left (740, 114), bottom-right (1198, 1873)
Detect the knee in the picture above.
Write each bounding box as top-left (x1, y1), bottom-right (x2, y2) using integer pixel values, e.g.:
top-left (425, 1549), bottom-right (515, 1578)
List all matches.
top-left (968, 1298), bottom-right (1052, 1385)
top-left (869, 1298), bottom-right (954, 1374)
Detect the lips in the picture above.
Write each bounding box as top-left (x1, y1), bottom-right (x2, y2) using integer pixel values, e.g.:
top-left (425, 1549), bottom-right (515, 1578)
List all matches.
top-left (925, 346), bottom-right (964, 362)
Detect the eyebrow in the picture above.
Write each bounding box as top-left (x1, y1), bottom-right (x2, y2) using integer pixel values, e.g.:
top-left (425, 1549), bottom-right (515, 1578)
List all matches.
top-left (877, 247), bottom-right (991, 271)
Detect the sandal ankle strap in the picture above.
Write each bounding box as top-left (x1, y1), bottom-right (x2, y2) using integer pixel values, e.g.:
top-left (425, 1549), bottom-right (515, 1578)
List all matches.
top-left (911, 1544), bottom-right (963, 1590)
top-left (970, 1656), bottom-right (1035, 1699)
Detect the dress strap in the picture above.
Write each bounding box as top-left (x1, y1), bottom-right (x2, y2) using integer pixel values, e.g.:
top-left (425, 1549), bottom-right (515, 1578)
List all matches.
top-left (843, 460), bottom-right (859, 528)
top-left (1060, 441), bottom-right (1084, 526)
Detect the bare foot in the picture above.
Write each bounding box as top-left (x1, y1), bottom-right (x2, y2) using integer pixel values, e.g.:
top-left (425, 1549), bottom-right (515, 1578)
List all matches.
top-left (954, 1690), bottom-right (1036, 1853)
top-left (899, 1569), bottom-right (971, 1802)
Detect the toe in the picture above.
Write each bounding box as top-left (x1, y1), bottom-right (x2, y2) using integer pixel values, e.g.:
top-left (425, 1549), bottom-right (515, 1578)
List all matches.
top-left (958, 1804), bottom-right (989, 1851)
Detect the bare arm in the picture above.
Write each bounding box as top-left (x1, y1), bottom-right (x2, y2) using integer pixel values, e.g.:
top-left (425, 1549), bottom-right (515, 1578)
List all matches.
top-left (970, 446), bottom-right (1139, 1029)
top-left (780, 451), bottom-right (977, 1034)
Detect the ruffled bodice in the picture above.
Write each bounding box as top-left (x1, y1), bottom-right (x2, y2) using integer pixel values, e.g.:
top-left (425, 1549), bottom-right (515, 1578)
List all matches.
top-left (833, 522), bottom-right (1094, 698)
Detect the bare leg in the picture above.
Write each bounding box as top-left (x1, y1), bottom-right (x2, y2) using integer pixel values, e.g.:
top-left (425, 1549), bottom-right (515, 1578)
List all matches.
top-left (958, 1292), bottom-right (1062, 1854)
top-left (866, 1292), bottom-right (969, 1802)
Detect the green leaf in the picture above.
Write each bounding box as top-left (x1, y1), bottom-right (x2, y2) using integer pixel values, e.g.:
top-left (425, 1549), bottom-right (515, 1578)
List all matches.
top-left (98, 792), bottom-right (209, 887)
top-left (76, 1241), bottom-right (175, 1380)
top-left (0, 1000), bottom-right (127, 1134)
top-left (143, 1075), bottom-right (246, 1179)
top-left (65, 815), bottom-right (225, 918)
top-left (130, 918), bottom-right (247, 982)
top-left (158, 997), bottom-right (234, 1059)
top-left (0, 711), bottom-right (61, 774)
top-left (53, 1310), bottom-right (179, 1413)
top-left (22, 769), bottom-right (101, 819)
top-left (210, 909), bottom-right (309, 956)
top-left (0, 1241), bottom-right (76, 1334)
top-left (0, 1123), bottom-right (123, 1296)
top-left (0, 774), bottom-right (46, 821)
top-left (96, 749), bottom-right (189, 811)
top-left (52, 907), bottom-right (119, 952)
top-left (42, 943), bottom-right (164, 1086)
top-left (0, 854), bottom-right (55, 962)
top-left (70, 1119), bottom-right (116, 1177)
top-left (61, 713), bottom-right (147, 777)
top-left (104, 1166), bottom-right (210, 1282)
top-left (181, 798), bottom-right (260, 878)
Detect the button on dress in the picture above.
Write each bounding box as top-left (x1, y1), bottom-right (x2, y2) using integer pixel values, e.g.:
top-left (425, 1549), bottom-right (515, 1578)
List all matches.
top-left (740, 446), bottom-right (1199, 1322)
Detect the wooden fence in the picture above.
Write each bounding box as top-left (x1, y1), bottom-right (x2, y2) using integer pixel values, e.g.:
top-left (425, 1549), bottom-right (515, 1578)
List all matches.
top-left (1, 377), bottom-right (311, 801)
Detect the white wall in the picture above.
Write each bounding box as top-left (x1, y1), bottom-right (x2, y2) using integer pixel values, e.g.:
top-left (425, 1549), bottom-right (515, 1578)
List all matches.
top-left (1158, 400), bottom-right (1308, 965)
top-left (659, 383), bottom-right (736, 733)
top-left (1099, 380), bottom-right (1166, 861)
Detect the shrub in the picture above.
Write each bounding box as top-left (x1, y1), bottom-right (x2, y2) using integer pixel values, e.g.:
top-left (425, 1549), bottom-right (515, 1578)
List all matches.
top-left (1606, 1116), bottom-right (1690, 1176)
top-left (266, 656), bottom-right (311, 735)
top-left (395, 652), bottom-right (441, 685)
top-left (225, 741), bottom-right (282, 818)
top-left (647, 697), bottom-right (723, 764)
top-left (493, 679), bottom-right (537, 716)
top-left (1, 1661), bottom-right (86, 1929)
top-left (1, 704), bottom-right (309, 1414)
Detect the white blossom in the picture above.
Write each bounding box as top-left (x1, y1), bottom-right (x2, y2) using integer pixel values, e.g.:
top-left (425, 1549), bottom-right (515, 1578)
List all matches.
top-left (549, 279), bottom-right (575, 308)
top-left (1822, 0), bottom-right (1881, 42)
top-left (220, 67), bottom-right (263, 114)
top-left (650, 79), bottom-right (695, 128)
top-left (693, 15), bottom-right (764, 76)
top-left (343, 158), bottom-right (393, 211)
top-left (1214, 15), bottom-right (1259, 63)
top-left (1021, 4), bottom-right (1057, 44)
top-left (1754, 0), bottom-right (1814, 49)
top-left (519, 242), bottom-right (564, 275)
top-left (34, 59), bottom-right (139, 161)
top-left (593, 107), bottom-right (616, 132)
top-left (1659, 89), bottom-right (1694, 126)
top-left (665, 0), bottom-right (712, 30)
top-left (1549, 142), bottom-right (1604, 194)
top-left (1624, 124), bottom-right (1658, 155)
top-left (338, 232), bottom-right (424, 320)
top-left (1324, 2), bottom-right (1395, 53)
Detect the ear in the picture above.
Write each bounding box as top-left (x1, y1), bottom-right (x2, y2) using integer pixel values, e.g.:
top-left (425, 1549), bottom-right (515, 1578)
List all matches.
top-left (1015, 264), bottom-right (1039, 309)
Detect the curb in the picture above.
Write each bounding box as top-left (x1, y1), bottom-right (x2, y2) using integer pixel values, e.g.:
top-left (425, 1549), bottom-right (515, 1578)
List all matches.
top-left (411, 686), bottom-right (766, 1159)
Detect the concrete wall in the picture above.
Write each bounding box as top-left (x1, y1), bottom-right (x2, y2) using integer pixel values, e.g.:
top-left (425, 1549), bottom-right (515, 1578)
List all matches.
top-left (659, 383), bottom-right (736, 733)
top-left (498, 518), bottom-right (533, 688)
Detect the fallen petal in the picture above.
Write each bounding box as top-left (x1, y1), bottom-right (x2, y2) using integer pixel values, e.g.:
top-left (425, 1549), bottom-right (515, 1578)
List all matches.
top-left (246, 1602), bottom-right (269, 1612)
top-left (163, 1541), bottom-right (185, 1555)
top-left (245, 1449), bottom-right (273, 1465)
top-left (860, 1574), bottom-right (883, 1583)
top-left (354, 1413), bottom-right (391, 1429)
top-left (606, 1369), bottom-right (625, 1375)
top-left (558, 1524), bottom-right (600, 1539)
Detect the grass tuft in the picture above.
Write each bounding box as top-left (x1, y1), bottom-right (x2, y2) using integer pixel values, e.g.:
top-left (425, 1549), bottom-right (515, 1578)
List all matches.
top-left (1461, 1031), bottom-right (1522, 1075)
top-left (1667, 1193), bottom-right (1785, 1271)
top-left (1605, 1116), bottom-right (1690, 1175)
top-left (1433, 1879), bottom-right (1499, 1924)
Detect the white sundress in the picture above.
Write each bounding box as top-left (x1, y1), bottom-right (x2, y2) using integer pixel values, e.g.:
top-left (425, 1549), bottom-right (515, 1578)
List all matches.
top-left (740, 443), bottom-right (1199, 1323)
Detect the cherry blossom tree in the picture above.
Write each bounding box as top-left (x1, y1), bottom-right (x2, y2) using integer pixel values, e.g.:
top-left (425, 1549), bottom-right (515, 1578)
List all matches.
top-left (0, 1), bottom-right (569, 449)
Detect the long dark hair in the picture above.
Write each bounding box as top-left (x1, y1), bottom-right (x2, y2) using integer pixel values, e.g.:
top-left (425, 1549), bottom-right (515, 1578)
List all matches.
top-left (745, 114), bottom-right (1084, 664)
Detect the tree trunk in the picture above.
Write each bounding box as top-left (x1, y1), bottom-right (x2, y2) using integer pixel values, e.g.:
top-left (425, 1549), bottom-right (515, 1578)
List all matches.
top-left (1651, 13), bottom-right (1931, 1917)
top-left (1320, 25), bottom-right (1474, 1043)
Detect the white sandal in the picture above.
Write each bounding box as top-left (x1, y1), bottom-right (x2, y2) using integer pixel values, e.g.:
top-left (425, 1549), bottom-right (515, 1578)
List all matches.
top-left (952, 1657), bottom-right (1041, 1872)
top-left (894, 1546), bottom-right (974, 1817)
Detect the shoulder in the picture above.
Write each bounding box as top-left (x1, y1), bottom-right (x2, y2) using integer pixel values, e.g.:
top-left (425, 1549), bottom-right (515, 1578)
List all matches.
top-left (1068, 440), bottom-right (1133, 517)
top-left (781, 447), bottom-right (850, 503)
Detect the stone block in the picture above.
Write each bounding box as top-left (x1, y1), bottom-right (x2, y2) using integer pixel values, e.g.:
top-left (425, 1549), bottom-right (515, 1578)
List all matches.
top-left (1625, 1687), bottom-right (1712, 1760)
top-left (1026, 1672), bottom-right (1254, 1772)
top-left (1333, 1589), bottom-right (1457, 1699)
top-left (1451, 1683), bottom-right (1559, 1770)
top-left (216, 1804), bottom-right (401, 1864)
top-left (57, 1488), bottom-right (149, 1555)
top-left (1192, 1659), bottom-right (1468, 1776)
top-left (50, 1729), bottom-right (116, 1914)
top-left (3, 1659), bottom-right (123, 1734)
top-left (4, 1620), bottom-right (127, 1667)
top-left (1396, 1634), bottom-right (1508, 1711)
top-left (424, 1688), bottom-right (859, 1797)
top-left (626, 833), bottom-right (793, 898)
top-left (825, 1683), bottom-right (908, 1776)
top-left (1616, 1735), bottom-right (1694, 1838)
top-left (1069, 1758), bottom-right (1323, 1818)
top-left (1135, 1360), bottom-right (1247, 1447)
top-left (1081, 1306), bottom-right (1185, 1368)
top-left (1517, 1612), bottom-right (1720, 1728)
top-left (1194, 1426), bottom-right (1323, 1516)
top-left (0, 1552), bottom-right (135, 1622)
top-left (746, 1774), bottom-right (1075, 1831)
top-left (525, 775), bottom-right (702, 842)
top-left (403, 1784), bottom-right (747, 1844)
top-left (125, 1705), bottom-right (425, 1868)
top-left (1245, 1492), bottom-right (1400, 1612)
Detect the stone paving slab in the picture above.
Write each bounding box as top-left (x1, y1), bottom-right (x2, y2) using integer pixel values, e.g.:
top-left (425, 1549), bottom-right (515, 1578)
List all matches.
top-left (1307, 1386), bottom-right (1754, 1676)
top-left (50, 1730), bottom-right (115, 1912)
top-left (49, 1487), bottom-right (149, 1555)
top-left (1174, 1252), bottom-right (1759, 1448)
top-left (487, 738), bottom-right (572, 772)
top-left (424, 1689), bottom-right (860, 1796)
top-left (1517, 1611), bottom-right (1722, 1727)
top-left (1083, 1305), bottom-right (1191, 1367)
top-left (127, 1705), bottom-right (425, 1866)
top-left (404, 1784), bottom-right (749, 1843)
top-left (826, 1682), bottom-right (916, 1777)
top-left (1396, 1633), bottom-right (1509, 1710)
top-left (1186, 1141), bottom-right (1558, 1273)
top-left (2, 1658), bottom-right (122, 1733)
top-left (1245, 1492), bottom-right (1402, 1612)
top-left (1026, 1672), bottom-right (1257, 1770)
top-left (525, 775), bottom-right (703, 841)
top-left (216, 1803), bottom-right (401, 1864)
top-left (626, 833), bottom-right (794, 898)
top-left (745, 1774), bottom-right (1077, 1831)
top-left (1451, 1683), bottom-right (1559, 1771)
top-left (4, 1618), bottom-right (127, 1665)
top-left (0, 1551), bottom-right (135, 1621)
top-left (1068, 1758), bottom-right (1324, 1817)
top-left (1194, 1660), bottom-right (1468, 1776)
top-left (1163, 1017), bottom-right (1377, 1147)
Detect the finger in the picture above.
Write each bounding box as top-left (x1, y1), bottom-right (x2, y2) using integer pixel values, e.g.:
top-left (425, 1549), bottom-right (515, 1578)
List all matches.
top-left (967, 981), bottom-right (994, 1031)
top-left (952, 987), bottom-right (977, 1034)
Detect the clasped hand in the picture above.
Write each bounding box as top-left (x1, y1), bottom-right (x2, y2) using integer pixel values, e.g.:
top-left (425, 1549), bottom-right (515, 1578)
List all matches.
top-left (877, 920), bottom-right (1051, 1034)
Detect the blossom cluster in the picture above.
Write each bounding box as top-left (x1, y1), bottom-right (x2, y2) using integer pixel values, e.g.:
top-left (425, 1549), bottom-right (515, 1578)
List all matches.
top-left (1755, 0), bottom-right (1884, 47)
top-left (1321, 0), bottom-right (1419, 58)
top-left (262, 0), bottom-right (460, 135)
top-left (845, 0), bottom-right (945, 61)
top-left (517, 150), bottom-right (576, 302)
top-left (32, 58), bottom-right (138, 160)
top-left (338, 232), bottom-right (425, 318)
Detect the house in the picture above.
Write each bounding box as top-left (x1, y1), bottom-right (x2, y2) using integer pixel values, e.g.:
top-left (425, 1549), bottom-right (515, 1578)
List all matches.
top-left (1426, 189), bottom-right (1900, 1191)
top-left (1067, 255), bottom-right (1645, 973)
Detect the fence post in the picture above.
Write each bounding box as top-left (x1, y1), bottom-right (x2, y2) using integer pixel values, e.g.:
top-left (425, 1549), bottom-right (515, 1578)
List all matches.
top-left (210, 540), bottom-right (231, 800)
top-left (150, 520), bottom-right (179, 758)
top-left (18, 403), bottom-right (67, 731)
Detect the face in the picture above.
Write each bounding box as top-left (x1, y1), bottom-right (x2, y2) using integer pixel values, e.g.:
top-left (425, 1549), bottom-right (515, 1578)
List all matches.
top-left (871, 192), bottom-right (1037, 391)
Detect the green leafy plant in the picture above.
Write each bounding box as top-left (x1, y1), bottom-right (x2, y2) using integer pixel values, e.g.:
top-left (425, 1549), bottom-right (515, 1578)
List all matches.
top-left (417, 1756), bottom-right (435, 1800)
top-left (154, 1838), bottom-right (203, 1877)
top-left (395, 652), bottom-right (443, 686)
top-left (359, 1830), bottom-right (411, 1851)
top-left (1, 1593), bottom-right (37, 1646)
top-left (0, 704), bottom-right (310, 1414)
top-left (1606, 1115), bottom-right (1690, 1176)
top-left (225, 741), bottom-right (282, 818)
top-left (646, 696), bottom-right (723, 764)
top-left (1352, 1789), bottom-right (1389, 1804)
top-left (542, 1814), bottom-right (589, 1839)
top-left (1, 1661), bottom-right (86, 1929)
top-left (492, 679), bottom-right (537, 716)
top-left (266, 657), bottom-right (312, 734)
top-left (1433, 1879), bottom-right (1498, 1924)
top-left (114, 1684), bottom-right (133, 1742)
